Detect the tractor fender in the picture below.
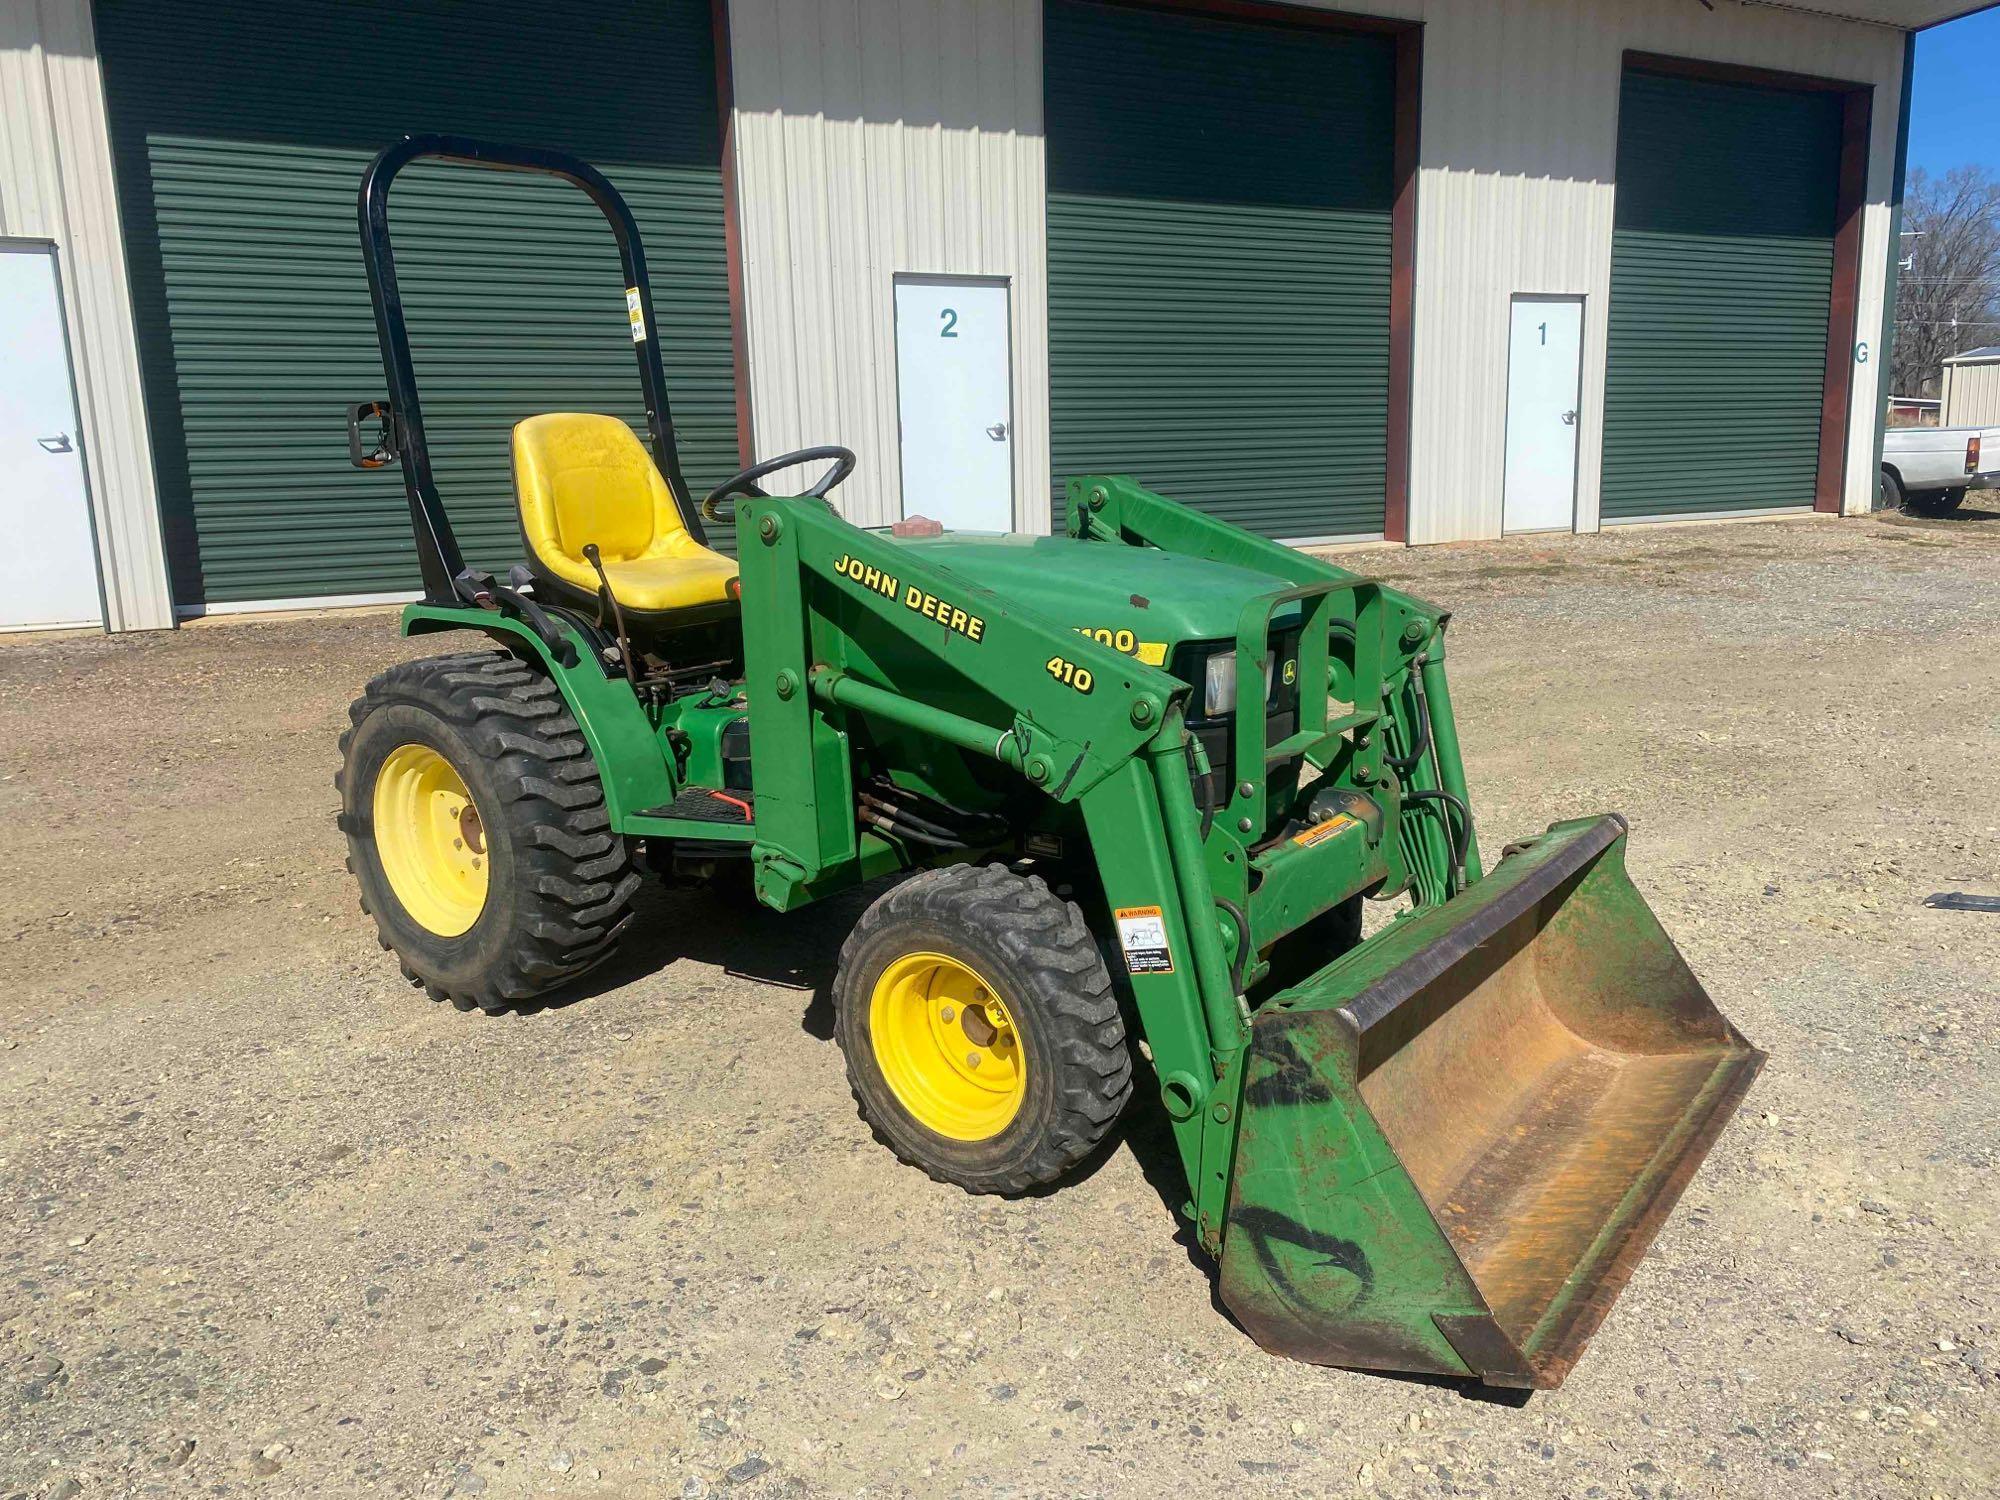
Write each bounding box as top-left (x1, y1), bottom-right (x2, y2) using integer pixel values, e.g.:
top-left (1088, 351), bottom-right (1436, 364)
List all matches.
top-left (400, 603), bottom-right (675, 826)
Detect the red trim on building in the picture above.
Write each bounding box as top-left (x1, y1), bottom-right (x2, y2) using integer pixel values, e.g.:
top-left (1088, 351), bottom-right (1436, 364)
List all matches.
top-left (1818, 87), bottom-right (1873, 513)
top-left (1385, 26), bottom-right (1421, 543)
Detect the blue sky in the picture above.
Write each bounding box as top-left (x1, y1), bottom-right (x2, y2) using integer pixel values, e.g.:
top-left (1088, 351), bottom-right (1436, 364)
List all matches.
top-left (1910, 8), bottom-right (2000, 175)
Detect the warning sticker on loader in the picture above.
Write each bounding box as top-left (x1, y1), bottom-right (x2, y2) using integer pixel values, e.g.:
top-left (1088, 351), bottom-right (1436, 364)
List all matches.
top-left (626, 287), bottom-right (647, 343)
top-left (1114, 905), bottom-right (1175, 975)
top-left (1290, 813), bottom-right (1356, 849)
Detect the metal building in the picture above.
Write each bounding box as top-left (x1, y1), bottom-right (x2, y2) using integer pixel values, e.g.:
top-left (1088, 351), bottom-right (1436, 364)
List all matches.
top-left (1942, 346), bottom-right (2000, 427)
top-left (0, 0), bottom-right (1979, 632)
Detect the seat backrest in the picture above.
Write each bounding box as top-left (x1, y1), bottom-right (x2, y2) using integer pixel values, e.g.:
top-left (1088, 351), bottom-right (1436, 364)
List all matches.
top-left (512, 413), bottom-right (687, 565)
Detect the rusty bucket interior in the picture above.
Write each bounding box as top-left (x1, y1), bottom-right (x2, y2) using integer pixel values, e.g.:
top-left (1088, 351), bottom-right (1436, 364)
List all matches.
top-left (1352, 821), bottom-right (1764, 1384)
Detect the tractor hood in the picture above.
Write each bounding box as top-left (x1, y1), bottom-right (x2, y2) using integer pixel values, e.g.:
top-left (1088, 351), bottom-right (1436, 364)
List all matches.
top-left (887, 531), bottom-right (1295, 663)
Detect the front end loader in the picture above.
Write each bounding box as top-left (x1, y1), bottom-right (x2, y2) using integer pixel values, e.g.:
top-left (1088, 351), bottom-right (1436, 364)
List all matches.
top-left (336, 135), bottom-right (1763, 1388)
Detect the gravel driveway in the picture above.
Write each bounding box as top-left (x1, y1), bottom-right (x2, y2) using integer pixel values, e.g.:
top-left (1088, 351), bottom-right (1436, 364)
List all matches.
top-left (2, 503), bottom-right (1996, 1499)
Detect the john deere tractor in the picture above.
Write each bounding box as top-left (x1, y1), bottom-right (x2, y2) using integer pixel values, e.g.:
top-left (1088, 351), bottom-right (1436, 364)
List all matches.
top-left (337, 136), bottom-right (1763, 1388)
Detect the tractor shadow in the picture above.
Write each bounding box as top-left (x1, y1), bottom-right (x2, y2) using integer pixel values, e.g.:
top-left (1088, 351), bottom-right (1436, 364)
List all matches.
top-left (526, 879), bottom-right (1528, 1401)
top-left (522, 871), bottom-right (877, 1035)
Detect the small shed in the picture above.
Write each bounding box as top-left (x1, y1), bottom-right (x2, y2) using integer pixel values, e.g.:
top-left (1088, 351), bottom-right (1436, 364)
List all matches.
top-left (1942, 347), bottom-right (2000, 427)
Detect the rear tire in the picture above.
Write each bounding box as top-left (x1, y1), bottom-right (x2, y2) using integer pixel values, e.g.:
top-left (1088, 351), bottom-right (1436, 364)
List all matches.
top-left (833, 864), bottom-right (1132, 1194)
top-left (1878, 467), bottom-right (1906, 513)
top-left (337, 650), bottom-right (640, 1012)
top-left (1906, 485), bottom-right (1966, 515)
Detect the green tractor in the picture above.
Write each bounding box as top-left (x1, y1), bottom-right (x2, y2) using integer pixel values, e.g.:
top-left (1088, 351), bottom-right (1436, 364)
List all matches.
top-left (337, 136), bottom-right (1763, 1388)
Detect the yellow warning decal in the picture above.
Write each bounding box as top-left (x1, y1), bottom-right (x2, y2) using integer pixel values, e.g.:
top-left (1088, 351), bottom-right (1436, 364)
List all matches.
top-left (1074, 625), bottom-right (1168, 665)
top-left (1290, 814), bottom-right (1356, 849)
top-left (626, 287), bottom-right (647, 343)
top-left (1114, 905), bottom-right (1174, 975)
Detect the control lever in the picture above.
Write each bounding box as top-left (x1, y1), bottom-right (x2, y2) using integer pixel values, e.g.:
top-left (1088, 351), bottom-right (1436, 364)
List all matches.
top-left (582, 544), bottom-right (640, 691)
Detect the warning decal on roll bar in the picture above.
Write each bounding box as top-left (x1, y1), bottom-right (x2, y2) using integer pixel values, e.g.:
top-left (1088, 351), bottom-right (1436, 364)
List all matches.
top-left (626, 287), bottom-right (647, 343)
top-left (1114, 905), bottom-right (1174, 975)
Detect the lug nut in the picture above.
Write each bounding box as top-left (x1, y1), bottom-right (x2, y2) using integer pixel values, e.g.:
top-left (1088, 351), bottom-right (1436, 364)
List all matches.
top-left (940, 1005), bottom-right (955, 1022)
top-left (965, 1052), bottom-right (981, 1068)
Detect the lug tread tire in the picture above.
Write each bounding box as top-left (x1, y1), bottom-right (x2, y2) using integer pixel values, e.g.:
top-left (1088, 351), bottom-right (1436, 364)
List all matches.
top-left (336, 650), bottom-right (638, 1013)
top-left (834, 864), bottom-right (1132, 1195)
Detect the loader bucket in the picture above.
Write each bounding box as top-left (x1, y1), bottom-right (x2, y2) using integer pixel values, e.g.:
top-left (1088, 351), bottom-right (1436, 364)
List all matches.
top-left (1217, 815), bottom-right (1763, 1388)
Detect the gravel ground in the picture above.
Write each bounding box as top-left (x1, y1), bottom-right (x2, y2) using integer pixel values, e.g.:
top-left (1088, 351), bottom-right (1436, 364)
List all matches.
top-left (1, 503), bottom-right (1996, 1500)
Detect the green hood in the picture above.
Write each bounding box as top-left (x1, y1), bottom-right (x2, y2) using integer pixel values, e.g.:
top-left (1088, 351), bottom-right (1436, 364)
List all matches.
top-left (886, 532), bottom-right (1290, 663)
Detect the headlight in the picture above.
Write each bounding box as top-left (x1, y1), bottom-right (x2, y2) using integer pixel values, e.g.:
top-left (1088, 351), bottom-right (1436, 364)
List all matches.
top-left (1202, 651), bottom-right (1274, 716)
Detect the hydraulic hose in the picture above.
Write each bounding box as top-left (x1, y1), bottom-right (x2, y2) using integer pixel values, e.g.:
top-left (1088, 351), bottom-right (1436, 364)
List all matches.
top-left (1404, 788), bottom-right (1473, 879)
top-left (1185, 736), bottom-right (1216, 843)
top-left (1385, 670), bottom-right (1433, 775)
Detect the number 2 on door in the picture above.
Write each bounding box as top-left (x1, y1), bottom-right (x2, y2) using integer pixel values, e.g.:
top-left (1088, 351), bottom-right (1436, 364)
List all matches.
top-left (939, 308), bottom-right (958, 338)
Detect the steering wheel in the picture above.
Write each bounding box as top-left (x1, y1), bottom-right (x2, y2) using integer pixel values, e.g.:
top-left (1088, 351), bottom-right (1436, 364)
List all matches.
top-left (701, 445), bottom-right (856, 521)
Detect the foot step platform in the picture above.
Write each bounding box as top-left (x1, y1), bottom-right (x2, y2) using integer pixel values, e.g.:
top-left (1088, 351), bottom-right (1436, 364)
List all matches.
top-left (643, 788), bottom-right (756, 824)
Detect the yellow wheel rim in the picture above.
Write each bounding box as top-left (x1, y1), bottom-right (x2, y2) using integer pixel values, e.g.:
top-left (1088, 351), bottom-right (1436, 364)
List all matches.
top-left (372, 742), bottom-right (490, 938)
top-left (869, 952), bottom-right (1026, 1142)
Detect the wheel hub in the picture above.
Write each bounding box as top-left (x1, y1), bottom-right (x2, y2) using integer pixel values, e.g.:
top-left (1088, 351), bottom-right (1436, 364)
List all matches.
top-left (869, 953), bottom-right (1024, 1141)
top-left (372, 742), bottom-right (490, 937)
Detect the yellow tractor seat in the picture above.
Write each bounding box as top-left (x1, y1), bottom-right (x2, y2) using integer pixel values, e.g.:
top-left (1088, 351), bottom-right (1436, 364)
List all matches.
top-left (512, 413), bottom-right (738, 617)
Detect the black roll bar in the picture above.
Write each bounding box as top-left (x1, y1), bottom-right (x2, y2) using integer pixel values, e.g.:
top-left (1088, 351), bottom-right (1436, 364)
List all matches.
top-left (357, 133), bottom-right (708, 603)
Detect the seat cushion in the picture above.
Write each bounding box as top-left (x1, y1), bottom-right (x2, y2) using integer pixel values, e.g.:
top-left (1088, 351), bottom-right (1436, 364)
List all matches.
top-left (599, 537), bottom-right (740, 612)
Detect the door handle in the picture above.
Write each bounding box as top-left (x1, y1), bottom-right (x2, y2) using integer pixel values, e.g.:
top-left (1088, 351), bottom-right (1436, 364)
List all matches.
top-left (37, 433), bottom-right (74, 453)
top-left (985, 423), bottom-right (1008, 441)
top-left (1560, 410), bottom-right (1577, 426)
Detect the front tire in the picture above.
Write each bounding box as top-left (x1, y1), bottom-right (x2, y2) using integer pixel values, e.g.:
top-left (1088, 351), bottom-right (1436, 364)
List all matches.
top-left (337, 650), bottom-right (639, 1012)
top-left (833, 865), bottom-right (1132, 1194)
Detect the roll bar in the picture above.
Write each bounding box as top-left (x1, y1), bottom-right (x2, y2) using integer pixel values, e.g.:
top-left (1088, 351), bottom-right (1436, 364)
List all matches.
top-left (355, 133), bottom-right (708, 603)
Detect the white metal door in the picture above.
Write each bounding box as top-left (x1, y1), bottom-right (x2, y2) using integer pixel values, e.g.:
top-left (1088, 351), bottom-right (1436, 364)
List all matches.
top-left (1502, 297), bottom-right (1584, 534)
top-left (0, 246), bottom-right (101, 628)
top-left (894, 277), bottom-right (1014, 531)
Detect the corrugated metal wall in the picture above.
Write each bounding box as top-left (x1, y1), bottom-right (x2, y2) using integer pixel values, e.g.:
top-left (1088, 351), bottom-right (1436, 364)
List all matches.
top-left (95, 0), bottom-right (738, 609)
top-left (3, 0), bottom-right (1918, 632)
top-left (1402, 0), bottom-right (1904, 540)
top-left (725, 0), bottom-right (1050, 532)
top-left (724, 0), bottom-right (1903, 548)
top-left (1043, 0), bottom-right (1395, 542)
top-left (1601, 69), bottom-right (1842, 519)
top-left (1942, 360), bottom-right (2000, 427)
top-left (0, 0), bottom-right (172, 630)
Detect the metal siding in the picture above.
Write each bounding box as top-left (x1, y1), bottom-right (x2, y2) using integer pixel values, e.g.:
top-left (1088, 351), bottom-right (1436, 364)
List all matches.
top-left (94, 0), bottom-right (738, 607)
top-left (0, 0), bottom-right (172, 630)
top-left (727, 0), bottom-right (1050, 533)
top-left (1402, 0), bottom-right (1904, 541)
top-left (1044, 0), bottom-right (1394, 541)
top-left (1601, 71), bottom-right (1842, 519)
top-left (720, 0), bottom-right (1904, 546)
top-left (1943, 361), bottom-right (2000, 427)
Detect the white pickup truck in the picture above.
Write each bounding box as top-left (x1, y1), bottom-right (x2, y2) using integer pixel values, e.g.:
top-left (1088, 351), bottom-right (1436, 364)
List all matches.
top-left (1880, 424), bottom-right (2000, 513)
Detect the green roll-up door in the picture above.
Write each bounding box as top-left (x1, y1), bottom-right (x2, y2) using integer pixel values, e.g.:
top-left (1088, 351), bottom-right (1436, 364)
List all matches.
top-left (95, 0), bottom-right (737, 608)
top-left (1044, 1), bottom-right (1395, 540)
top-left (1602, 69), bottom-right (1841, 520)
